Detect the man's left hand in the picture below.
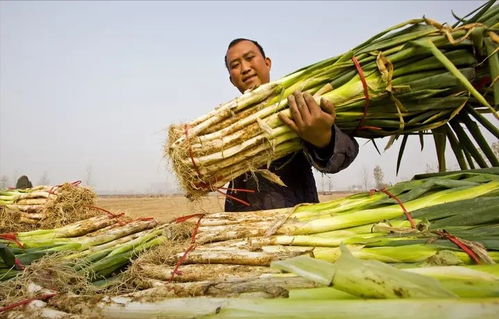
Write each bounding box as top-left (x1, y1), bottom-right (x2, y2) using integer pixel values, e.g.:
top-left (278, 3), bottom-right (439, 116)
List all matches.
top-left (279, 91), bottom-right (336, 148)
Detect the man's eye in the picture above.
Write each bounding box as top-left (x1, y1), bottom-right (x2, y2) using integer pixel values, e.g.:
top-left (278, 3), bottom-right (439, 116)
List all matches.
top-left (231, 63), bottom-right (239, 69)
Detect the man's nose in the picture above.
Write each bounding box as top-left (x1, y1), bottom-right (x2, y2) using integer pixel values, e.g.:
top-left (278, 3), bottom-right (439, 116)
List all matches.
top-left (241, 61), bottom-right (251, 73)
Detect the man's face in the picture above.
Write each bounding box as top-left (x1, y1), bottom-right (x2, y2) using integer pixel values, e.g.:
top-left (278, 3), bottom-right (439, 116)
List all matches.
top-left (226, 40), bottom-right (271, 93)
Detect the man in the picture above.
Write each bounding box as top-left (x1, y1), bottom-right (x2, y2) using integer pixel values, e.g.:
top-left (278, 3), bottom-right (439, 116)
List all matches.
top-left (224, 38), bottom-right (358, 211)
top-left (16, 175), bottom-right (33, 189)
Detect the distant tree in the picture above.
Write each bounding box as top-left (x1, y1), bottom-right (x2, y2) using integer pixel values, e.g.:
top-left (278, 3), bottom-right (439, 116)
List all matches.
top-left (476, 141), bottom-right (498, 166)
top-left (425, 163), bottom-right (438, 174)
top-left (349, 184), bottom-right (362, 191)
top-left (373, 165), bottom-right (385, 190)
top-left (85, 164), bottom-right (94, 188)
top-left (16, 175), bottom-right (33, 189)
top-left (361, 166), bottom-right (370, 191)
top-left (38, 171), bottom-right (50, 186)
top-left (0, 175), bottom-right (9, 189)
top-left (327, 176), bottom-right (333, 192)
top-left (492, 141), bottom-right (499, 158)
top-left (319, 174), bottom-right (333, 193)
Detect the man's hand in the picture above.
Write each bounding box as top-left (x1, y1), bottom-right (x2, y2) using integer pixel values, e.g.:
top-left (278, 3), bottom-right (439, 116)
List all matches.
top-left (279, 91), bottom-right (336, 148)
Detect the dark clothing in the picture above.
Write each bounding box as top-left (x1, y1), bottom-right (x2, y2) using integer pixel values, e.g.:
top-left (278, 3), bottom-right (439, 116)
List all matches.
top-left (224, 125), bottom-right (359, 212)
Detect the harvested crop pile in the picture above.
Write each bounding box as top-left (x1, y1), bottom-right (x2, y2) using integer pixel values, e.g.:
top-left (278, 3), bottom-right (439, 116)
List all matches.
top-left (0, 182), bottom-right (99, 233)
top-left (3, 168), bottom-right (498, 318)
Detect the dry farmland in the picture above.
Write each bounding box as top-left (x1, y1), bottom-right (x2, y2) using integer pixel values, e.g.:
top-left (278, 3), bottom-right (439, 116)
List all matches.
top-left (95, 192), bottom-right (353, 223)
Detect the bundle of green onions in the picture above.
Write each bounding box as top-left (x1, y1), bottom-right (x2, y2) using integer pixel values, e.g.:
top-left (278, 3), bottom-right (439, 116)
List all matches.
top-left (0, 182), bottom-right (96, 230)
top-left (167, 2), bottom-right (499, 198)
top-left (0, 214), bottom-right (169, 283)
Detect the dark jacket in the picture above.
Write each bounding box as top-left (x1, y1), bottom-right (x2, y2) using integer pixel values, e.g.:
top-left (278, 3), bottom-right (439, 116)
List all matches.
top-left (224, 126), bottom-right (359, 211)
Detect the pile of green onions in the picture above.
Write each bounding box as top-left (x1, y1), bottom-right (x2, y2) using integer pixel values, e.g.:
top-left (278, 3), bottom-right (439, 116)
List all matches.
top-left (89, 167), bottom-right (499, 318)
top-left (2, 168), bottom-right (499, 318)
top-left (0, 182), bottom-right (95, 227)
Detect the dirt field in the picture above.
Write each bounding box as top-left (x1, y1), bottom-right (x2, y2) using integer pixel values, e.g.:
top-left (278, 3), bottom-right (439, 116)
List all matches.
top-left (95, 192), bottom-right (353, 223)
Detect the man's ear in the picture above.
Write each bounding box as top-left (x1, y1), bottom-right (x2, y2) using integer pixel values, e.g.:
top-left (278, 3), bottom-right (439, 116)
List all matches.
top-left (265, 57), bottom-right (272, 70)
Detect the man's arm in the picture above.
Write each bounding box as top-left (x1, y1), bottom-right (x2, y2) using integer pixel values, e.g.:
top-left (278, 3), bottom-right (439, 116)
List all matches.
top-left (279, 91), bottom-right (359, 173)
top-left (302, 125), bottom-right (359, 173)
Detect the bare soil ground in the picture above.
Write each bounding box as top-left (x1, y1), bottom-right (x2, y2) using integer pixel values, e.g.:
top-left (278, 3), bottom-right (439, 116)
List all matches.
top-left (95, 192), bottom-right (353, 223)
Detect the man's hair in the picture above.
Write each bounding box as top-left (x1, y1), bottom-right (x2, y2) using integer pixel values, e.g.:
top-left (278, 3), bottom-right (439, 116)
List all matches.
top-left (224, 38), bottom-right (266, 69)
top-left (16, 175), bottom-right (32, 189)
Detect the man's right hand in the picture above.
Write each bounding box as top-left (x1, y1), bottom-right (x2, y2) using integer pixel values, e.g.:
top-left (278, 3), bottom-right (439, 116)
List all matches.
top-left (279, 90), bottom-right (336, 148)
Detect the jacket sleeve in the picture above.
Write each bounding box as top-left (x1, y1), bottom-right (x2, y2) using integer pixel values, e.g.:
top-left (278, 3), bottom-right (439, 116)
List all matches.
top-left (302, 125), bottom-right (359, 173)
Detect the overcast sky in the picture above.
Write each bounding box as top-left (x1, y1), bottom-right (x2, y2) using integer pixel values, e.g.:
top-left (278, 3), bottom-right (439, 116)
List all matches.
top-left (0, 1), bottom-right (490, 194)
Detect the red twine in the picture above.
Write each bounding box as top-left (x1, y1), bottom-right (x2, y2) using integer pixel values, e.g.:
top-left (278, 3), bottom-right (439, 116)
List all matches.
top-left (351, 56), bottom-right (382, 132)
top-left (434, 230), bottom-right (482, 264)
top-left (473, 76), bottom-right (491, 91)
top-left (0, 233), bottom-right (24, 248)
top-left (14, 258), bottom-right (25, 270)
top-left (174, 213), bottom-right (205, 224)
top-left (370, 189), bottom-right (482, 264)
top-left (169, 213), bottom-right (205, 282)
top-left (352, 56), bottom-right (371, 131)
top-left (216, 187), bottom-right (255, 207)
top-left (190, 213), bottom-right (204, 244)
top-left (371, 188), bottom-right (416, 229)
top-left (184, 124), bottom-right (203, 180)
top-left (169, 244), bottom-right (196, 280)
top-left (216, 189), bottom-right (251, 207)
top-left (218, 187), bottom-right (255, 193)
top-left (174, 213), bottom-right (205, 244)
top-left (359, 125), bottom-right (382, 131)
top-left (0, 293), bottom-right (57, 313)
